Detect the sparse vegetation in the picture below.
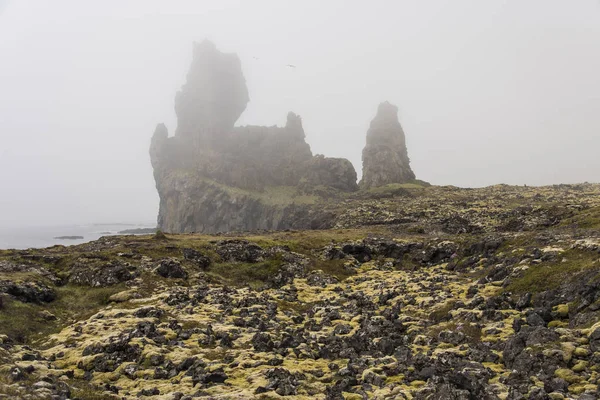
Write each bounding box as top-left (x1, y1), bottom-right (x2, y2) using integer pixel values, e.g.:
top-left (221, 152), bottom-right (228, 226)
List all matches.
top-left (506, 249), bottom-right (600, 294)
top-left (0, 284), bottom-right (124, 344)
top-left (1, 183), bottom-right (600, 398)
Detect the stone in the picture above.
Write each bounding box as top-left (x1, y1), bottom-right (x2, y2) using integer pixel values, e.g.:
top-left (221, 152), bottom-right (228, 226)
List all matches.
top-left (155, 259), bottom-right (188, 279)
top-left (39, 310), bottom-right (57, 321)
top-left (303, 154), bottom-right (358, 192)
top-left (182, 248), bottom-right (211, 268)
top-left (589, 326), bottom-right (600, 352)
top-left (360, 101), bottom-right (416, 189)
top-left (0, 280), bottom-right (56, 303)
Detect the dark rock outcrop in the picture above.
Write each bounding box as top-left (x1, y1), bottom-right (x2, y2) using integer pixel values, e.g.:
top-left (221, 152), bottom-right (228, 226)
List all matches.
top-left (150, 41), bottom-right (417, 233)
top-left (150, 41), bottom-right (364, 234)
top-left (360, 101), bottom-right (415, 189)
top-left (303, 155), bottom-right (358, 192)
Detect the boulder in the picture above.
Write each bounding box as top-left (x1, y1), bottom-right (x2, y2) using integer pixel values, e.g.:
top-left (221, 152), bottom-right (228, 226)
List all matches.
top-left (0, 280), bottom-right (56, 303)
top-left (303, 154), bottom-right (358, 192)
top-left (155, 259), bottom-right (188, 279)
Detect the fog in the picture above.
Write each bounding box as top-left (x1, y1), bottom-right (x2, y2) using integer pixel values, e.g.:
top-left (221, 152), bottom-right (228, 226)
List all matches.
top-left (0, 0), bottom-right (599, 228)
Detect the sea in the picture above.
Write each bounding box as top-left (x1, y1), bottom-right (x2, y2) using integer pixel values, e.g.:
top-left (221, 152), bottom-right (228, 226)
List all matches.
top-left (0, 223), bottom-right (157, 250)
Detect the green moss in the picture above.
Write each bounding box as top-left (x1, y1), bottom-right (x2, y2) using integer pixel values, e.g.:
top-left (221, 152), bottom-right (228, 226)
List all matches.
top-left (554, 304), bottom-right (569, 318)
top-left (199, 177), bottom-right (320, 206)
top-left (70, 383), bottom-right (121, 400)
top-left (572, 361), bottom-right (588, 372)
top-left (548, 320), bottom-right (568, 328)
top-left (428, 300), bottom-right (457, 323)
top-left (559, 206), bottom-right (600, 229)
top-left (277, 300), bottom-right (314, 314)
top-left (555, 368), bottom-right (582, 384)
top-left (204, 348), bottom-right (230, 360)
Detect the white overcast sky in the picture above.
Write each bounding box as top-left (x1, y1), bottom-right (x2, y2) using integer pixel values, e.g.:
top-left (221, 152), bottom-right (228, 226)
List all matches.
top-left (0, 0), bottom-right (599, 227)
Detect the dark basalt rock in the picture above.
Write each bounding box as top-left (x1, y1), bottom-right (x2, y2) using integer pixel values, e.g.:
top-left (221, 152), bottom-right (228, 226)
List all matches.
top-left (68, 261), bottom-right (137, 287)
top-left (216, 240), bottom-right (265, 263)
top-left (155, 258), bottom-right (188, 279)
top-left (0, 280), bottom-right (56, 303)
top-left (262, 368), bottom-right (304, 396)
top-left (80, 334), bottom-right (142, 373)
top-left (182, 248), bottom-right (211, 269)
top-left (590, 326), bottom-right (600, 352)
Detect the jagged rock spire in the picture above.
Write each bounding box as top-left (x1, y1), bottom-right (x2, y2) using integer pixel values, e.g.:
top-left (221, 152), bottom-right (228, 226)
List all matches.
top-left (360, 101), bottom-right (416, 189)
top-left (174, 40), bottom-right (249, 141)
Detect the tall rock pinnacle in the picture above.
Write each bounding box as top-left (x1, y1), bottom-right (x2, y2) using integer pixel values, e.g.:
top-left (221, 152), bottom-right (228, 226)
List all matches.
top-left (360, 102), bottom-right (416, 189)
top-left (174, 40), bottom-right (249, 142)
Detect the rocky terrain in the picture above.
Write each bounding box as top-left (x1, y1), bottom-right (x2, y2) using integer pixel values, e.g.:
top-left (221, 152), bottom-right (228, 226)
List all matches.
top-left (1, 183), bottom-right (600, 399)
top-left (150, 41), bottom-right (416, 233)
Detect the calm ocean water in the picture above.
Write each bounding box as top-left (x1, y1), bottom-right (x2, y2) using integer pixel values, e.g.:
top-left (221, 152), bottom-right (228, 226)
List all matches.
top-left (0, 223), bottom-right (156, 250)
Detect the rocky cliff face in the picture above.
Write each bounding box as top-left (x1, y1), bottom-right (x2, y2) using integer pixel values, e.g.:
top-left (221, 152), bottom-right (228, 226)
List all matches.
top-left (150, 41), bottom-right (363, 233)
top-left (360, 102), bottom-right (416, 189)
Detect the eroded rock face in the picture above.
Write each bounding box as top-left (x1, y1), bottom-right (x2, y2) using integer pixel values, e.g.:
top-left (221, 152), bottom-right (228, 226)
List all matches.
top-left (360, 101), bottom-right (416, 189)
top-left (174, 40), bottom-right (249, 141)
top-left (303, 154), bottom-right (358, 192)
top-left (150, 41), bottom-right (360, 233)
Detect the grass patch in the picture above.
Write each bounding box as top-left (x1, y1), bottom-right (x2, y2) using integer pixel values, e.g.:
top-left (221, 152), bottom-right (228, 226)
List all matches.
top-left (559, 206), bottom-right (600, 229)
top-left (0, 284), bottom-right (124, 345)
top-left (198, 177), bottom-right (320, 206)
top-left (69, 383), bottom-right (120, 400)
top-left (277, 300), bottom-right (314, 314)
top-left (361, 182), bottom-right (429, 199)
top-left (310, 259), bottom-right (355, 281)
top-left (505, 249), bottom-right (600, 294)
top-left (206, 257), bottom-right (284, 289)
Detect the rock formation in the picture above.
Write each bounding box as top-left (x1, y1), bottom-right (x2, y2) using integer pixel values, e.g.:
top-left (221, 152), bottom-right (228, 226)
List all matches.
top-left (150, 41), bottom-right (419, 233)
top-left (360, 101), bottom-right (416, 189)
top-left (150, 41), bottom-right (359, 233)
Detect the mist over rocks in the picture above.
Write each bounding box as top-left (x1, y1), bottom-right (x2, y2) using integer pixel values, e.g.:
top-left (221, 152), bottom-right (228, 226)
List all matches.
top-left (360, 101), bottom-right (416, 189)
top-left (150, 41), bottom-right (417, 233)
top-left (174, 40), bottom-right (249, 141)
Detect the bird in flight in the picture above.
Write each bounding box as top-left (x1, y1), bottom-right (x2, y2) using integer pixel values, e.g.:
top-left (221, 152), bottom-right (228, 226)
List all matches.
top-left (286, 64), bottom-right (296, 68)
